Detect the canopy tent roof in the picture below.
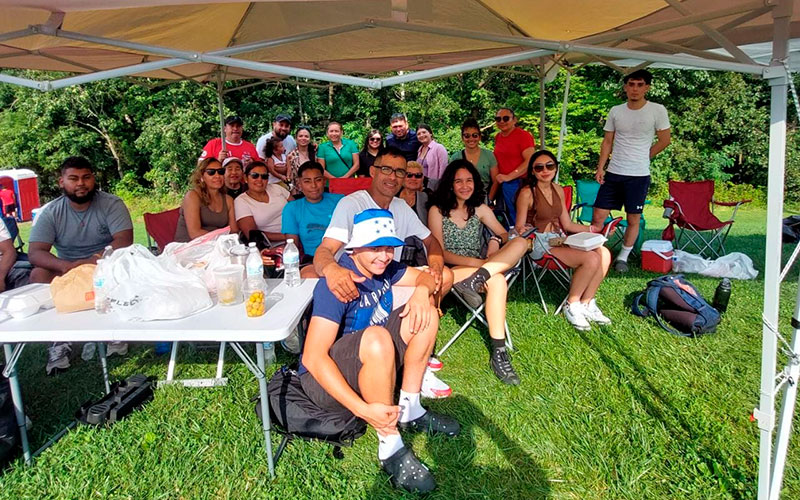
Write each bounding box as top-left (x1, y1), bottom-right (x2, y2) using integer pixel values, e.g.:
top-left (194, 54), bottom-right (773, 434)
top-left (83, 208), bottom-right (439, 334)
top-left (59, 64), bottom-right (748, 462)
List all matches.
top-left (0, 0), bottom-right (799, 90)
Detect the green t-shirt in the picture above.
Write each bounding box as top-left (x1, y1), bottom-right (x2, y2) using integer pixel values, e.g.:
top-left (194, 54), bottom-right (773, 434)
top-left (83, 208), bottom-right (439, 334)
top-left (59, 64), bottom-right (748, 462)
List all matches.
top-left (318, 139), bottom-right (359, 178)
top-left (449, 148), bottom-right (497, 187)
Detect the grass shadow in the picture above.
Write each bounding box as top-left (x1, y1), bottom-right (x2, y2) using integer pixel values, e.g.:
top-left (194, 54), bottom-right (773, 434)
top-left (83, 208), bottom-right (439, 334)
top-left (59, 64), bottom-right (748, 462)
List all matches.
top-left (364, 394), bottom-right (551, 499)
top-left (575, 329), bottom-right (752, 498)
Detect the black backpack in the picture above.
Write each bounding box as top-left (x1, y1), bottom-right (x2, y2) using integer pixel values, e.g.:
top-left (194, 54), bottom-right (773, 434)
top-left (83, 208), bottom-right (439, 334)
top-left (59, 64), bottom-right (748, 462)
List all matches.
top-left (254, 363), bottom-right (367, 459)
top-left (631, 274), bottom-right (721, 337)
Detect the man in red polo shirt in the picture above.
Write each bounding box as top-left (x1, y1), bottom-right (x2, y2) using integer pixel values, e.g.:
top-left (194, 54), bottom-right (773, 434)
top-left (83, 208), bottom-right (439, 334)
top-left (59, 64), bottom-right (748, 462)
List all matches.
top-left (491, 108), bottom-right (535, 222)
top-left (199, 115), bottom-right (262, 167)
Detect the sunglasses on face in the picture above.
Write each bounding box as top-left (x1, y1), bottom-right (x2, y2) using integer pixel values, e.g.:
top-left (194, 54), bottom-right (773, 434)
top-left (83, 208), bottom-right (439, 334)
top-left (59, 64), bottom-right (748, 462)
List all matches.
top-left (369, 137), bottom-right (382, 142)
top-left (462, 132), bottom-right (480, 139)
top-left (205, 168), bottom-right (226, 176)
top-left (533, 162), bottom-right (556, 172)
top-left (375, 166), bottom-right (407, 178)
top-left (249, 172), bottom-right (269, 180)
top-left (406, 173), bottom-right (423, 179)
top-left (495, 115), bottom-right (512, 122)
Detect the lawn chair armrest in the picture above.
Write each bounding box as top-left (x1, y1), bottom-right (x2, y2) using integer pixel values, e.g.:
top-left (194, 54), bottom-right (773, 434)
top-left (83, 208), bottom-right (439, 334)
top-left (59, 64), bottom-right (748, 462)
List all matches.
top-left (601, 216), bottom-right (623, 238)
top-left (712, 199), bottom-right (752, 207)
top-left (570, 202), bottom-right (587, 222)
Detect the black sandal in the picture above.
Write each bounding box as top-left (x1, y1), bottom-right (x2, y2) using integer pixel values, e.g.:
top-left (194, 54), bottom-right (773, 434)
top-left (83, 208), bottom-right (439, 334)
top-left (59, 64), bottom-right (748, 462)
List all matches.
top-left (398, 410), bottom-right (461, 437)
top-left (380, 446), bottom-right (436, 493)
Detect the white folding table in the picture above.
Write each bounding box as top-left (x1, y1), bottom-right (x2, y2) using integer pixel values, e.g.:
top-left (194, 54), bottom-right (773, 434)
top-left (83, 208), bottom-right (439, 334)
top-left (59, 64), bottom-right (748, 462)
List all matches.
top-left (0, 278), bottom-right (317, 477)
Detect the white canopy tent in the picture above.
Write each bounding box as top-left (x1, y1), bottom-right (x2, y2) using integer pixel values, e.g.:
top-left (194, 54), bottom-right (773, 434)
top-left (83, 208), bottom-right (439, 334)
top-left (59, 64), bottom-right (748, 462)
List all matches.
top-left (0, 1), bottom-right (798, 498)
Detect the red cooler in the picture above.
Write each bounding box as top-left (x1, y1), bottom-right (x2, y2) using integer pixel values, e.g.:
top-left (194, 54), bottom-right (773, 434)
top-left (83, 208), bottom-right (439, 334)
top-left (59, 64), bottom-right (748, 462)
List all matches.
top-left (641, 240), bottom-right (673, 273)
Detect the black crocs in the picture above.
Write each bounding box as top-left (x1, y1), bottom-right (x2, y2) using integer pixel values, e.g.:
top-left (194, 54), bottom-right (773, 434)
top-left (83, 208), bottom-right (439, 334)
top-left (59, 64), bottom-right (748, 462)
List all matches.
top-left (398, 410), bottom-right (460, 437)
top-left (381, 446), bottom-right (436, 493)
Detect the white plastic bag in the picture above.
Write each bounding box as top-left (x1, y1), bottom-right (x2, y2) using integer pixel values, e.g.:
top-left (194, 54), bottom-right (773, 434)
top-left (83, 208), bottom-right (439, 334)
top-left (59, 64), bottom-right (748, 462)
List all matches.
top-left (160, 228), bottom-right (239, 291)
top-left (105, 244), bottom-right (212, 321)
top-left (672, 250), bottom-right (759, 280)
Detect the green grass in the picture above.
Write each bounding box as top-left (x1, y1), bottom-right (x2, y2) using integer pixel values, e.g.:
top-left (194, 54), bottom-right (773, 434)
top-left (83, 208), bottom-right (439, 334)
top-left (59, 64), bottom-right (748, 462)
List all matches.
top-left (2, 206), bottom-right (799, 499)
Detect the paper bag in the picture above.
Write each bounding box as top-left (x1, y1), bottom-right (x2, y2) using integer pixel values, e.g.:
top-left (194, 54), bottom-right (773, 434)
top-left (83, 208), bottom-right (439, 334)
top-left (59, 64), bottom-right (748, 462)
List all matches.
top-left (51, 264), bottom-right (96, 313)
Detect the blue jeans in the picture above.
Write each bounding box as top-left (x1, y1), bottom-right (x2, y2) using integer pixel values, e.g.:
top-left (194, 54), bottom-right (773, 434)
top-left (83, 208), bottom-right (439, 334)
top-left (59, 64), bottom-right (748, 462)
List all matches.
top-left (501, 179), bottom-right (521, 224)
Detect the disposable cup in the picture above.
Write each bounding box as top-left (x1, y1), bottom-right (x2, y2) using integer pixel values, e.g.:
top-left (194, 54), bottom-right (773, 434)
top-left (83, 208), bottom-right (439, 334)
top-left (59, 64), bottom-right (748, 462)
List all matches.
top-left (214, 265), bottom-right (244, 306)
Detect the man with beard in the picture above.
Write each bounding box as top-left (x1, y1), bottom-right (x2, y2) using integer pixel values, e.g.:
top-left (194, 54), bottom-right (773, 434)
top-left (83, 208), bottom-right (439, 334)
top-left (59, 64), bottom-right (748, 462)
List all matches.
top-left (256, 113), bottom-right (296, 159)
top-left (29, 156), bottom-right (133, 375)
top-left (199, 115), bottom-right (262, 167)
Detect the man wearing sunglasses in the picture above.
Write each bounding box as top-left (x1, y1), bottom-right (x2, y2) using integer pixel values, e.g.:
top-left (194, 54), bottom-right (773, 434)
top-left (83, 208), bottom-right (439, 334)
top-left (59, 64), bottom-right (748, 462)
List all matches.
top-left (199, 115), bottom-right (262, 167)
top-left (491, 108), bottom-right (536, 222)
top-left (385, 113), bottom-right (420, 162)
top-left (592, 69), bottom-right (671, 273)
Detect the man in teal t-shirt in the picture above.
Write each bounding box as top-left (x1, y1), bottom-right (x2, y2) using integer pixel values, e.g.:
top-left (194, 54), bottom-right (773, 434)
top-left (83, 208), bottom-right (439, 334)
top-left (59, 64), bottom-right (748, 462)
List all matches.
top-left (282, 162), bottom-right (343, 273)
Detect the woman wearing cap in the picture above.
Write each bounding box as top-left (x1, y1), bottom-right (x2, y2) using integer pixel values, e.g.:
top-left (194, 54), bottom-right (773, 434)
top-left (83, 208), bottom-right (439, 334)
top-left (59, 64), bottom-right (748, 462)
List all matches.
top-left (358, 129), bottom-right (383, 176)
top-left (317, 121), bottom-right (360, 178)
top-left (234, 160), bottom-right (289, 244)
top-left (222, 157), bottom-right (247, 199)
top-left (174, 158), bottom-right (238, 242)
top-left (397, 161), bottom-right (429, 225)
top-left (285, 126), bottom-right (316, 194)
top-left (416, 123), bottom-right (448, 191)
top-left (515, 150), bottom-right (612, 332)
top-left (428, 159), bottom-right (529, 385)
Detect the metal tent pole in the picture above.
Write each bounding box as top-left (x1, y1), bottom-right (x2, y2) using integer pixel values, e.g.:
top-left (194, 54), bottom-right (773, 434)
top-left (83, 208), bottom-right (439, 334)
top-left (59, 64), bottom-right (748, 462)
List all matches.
top-left (216, 72), bottom-right (226, 147)
top-left (555, 70), bottom-right (572, 184)
top-left (539, 66), bottom-right (546, 149)
top-left (756, 1), bottom-right (791, 498)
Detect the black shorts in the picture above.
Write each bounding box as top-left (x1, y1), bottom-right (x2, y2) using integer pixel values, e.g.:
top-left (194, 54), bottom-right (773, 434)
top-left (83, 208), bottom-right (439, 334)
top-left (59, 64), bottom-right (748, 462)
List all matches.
top-left (300, 308), bottom-right (407, 413)
top-left (594, 172), bottom-right (650, 214)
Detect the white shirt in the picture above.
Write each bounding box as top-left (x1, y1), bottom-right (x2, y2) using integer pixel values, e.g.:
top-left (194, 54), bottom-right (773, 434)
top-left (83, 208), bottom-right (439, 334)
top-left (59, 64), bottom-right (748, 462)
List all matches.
top-left (604, 101), bottom-right (670, 177)
top-left (256, 132), bottom-right (296, 158)
top-left (324, 190), bottom-right (431, 261)
top-left (233, 186), bottom-right (289, 234)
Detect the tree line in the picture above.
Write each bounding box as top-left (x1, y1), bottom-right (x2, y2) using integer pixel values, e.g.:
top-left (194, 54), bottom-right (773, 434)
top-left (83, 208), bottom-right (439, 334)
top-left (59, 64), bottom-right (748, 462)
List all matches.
top-left (0, 66), bottom-right (797, 204)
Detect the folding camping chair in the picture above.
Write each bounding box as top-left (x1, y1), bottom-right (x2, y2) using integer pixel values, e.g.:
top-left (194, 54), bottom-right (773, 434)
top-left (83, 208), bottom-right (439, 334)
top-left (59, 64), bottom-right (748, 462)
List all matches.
top-left (143, 207), bottom-right (180, 254)
top-left (2, 215), bottom-right (25, 255)
top-left (436, 225), bottom-right (522, 357)
top-left (523, 216), bottom-right (622, 314)
top-left (328, 177), bottom-right (371, 196)
top-left (574, 179), bottom-right (648, 253)
top-left (662, 180), bottom-right (750, 258)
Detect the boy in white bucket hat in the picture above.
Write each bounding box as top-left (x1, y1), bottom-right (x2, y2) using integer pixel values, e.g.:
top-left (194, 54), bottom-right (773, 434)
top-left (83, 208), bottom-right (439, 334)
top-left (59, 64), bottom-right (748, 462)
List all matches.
top-left (299, 208), bottom-right (459, 494)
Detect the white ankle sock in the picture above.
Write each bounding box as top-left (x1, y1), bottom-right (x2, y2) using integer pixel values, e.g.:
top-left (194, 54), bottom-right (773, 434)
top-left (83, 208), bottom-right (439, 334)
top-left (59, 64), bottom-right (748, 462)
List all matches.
top-left (398, 390), bottom-right (426, 423)
top-left (617, 245), bottom-right (633, 262)
top-left (377, 432), bottom-right (404, 460)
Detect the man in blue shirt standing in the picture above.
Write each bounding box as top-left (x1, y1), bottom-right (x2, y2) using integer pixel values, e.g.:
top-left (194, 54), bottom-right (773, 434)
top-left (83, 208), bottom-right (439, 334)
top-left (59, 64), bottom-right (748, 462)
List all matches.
top-left (300, 209), bottom-right (459, 494)
top-left (281, 161), bottom-right (342, 277)
top-left (385, 113), bottom-right (420, 162)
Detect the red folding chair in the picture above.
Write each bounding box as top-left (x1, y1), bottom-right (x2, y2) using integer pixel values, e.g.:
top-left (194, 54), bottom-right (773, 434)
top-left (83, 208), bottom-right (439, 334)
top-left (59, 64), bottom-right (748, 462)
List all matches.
top-left (328, 177), bottom-right (371, 195)
top-left (661, 180), bottom-right (750, 258)
top-left (143, 207), bottom-right (180, 254)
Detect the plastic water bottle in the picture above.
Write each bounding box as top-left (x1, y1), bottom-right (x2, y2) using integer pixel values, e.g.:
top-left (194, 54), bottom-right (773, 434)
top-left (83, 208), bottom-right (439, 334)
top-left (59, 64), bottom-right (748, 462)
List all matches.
top-left (713, 278), bottom-right (732, 313)
top-left (93, 245), bottom-right (114, 314)
top-left (246, 242), bottom-right (264, 282)
top-left (263, 342), bottom-right (276, 365)
top-left (283, 239), bottom-right (301, 287)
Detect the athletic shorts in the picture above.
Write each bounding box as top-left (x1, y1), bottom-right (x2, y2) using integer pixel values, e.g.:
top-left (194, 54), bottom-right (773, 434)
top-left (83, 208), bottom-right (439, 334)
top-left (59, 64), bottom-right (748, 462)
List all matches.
top-left (300, 308), bottom-right (407, 413)
top-left (594, 172), bottom-right (650, 214)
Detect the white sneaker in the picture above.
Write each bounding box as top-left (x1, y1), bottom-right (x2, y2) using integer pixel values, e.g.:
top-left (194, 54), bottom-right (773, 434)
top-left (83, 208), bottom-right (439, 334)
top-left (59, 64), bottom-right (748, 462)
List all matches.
top-left (583, 299), bottom-right (612, 325)
top-left (46, 342), bottom-right (72, 376)
top-left (564, 302), bottom-right (591, 331)
top-left (420, 368), bottom-right (452, 399)
top-left (427, 356), bottom-right (443, 372)
top-left (106, 342), bottom-right (129, 357)
top-left (81, 342), bottom-right (97, 361)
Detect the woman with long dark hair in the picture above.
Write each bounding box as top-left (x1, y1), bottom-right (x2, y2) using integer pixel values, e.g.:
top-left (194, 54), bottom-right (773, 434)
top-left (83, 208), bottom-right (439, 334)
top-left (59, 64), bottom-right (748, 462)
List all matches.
top-left (358, 129), bottom-right (383, 176)
top-left (286, 125), bottom-right (316, 193)
top-left (514, 150), bottom-right (612, 331)
top-left (428, 159), bottom-right (528, 385)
